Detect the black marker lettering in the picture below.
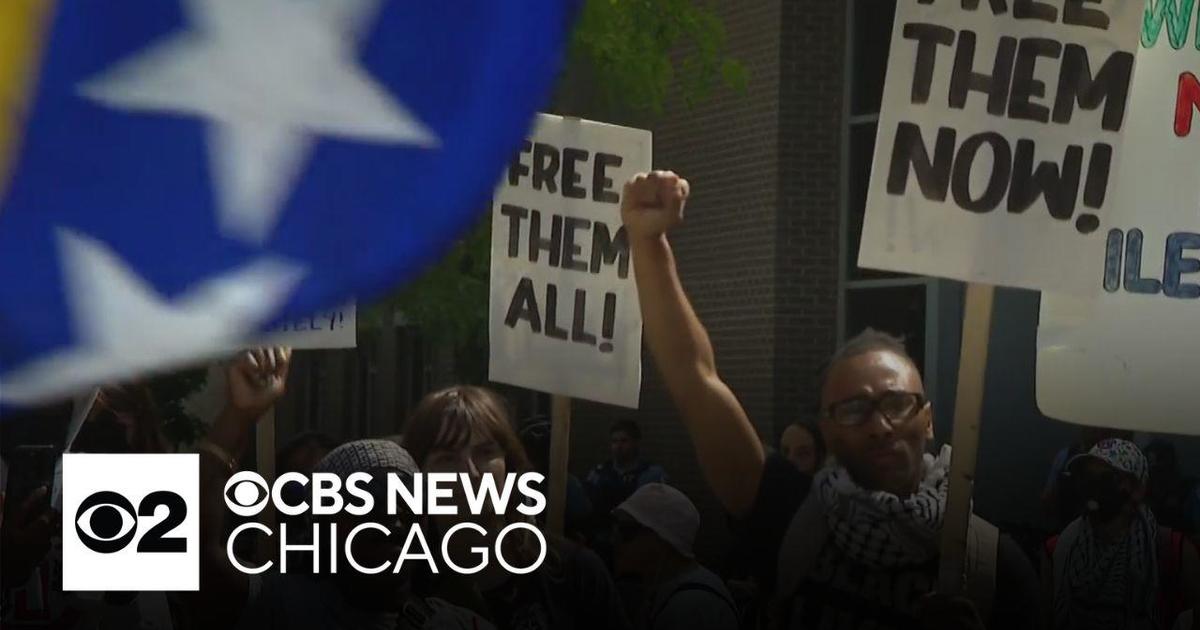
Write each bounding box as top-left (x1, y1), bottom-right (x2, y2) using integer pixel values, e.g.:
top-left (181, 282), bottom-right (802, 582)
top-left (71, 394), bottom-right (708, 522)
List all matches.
top-left (1054, 46), bottom-right (1134, 131)
top-left (562, 148), bottom-right (589, 199)
top-left (528, 210), bottom-right (563, 267)
top-left (592, 152), bottom-right (623, 203)
top-left (904, 23), bottom-right (956, 104)
top-left (949, 31), bottom-right (1017, 116)
top-left (1013, 0), bottom-right (1057, 22)
top-left (507, 141), bottom-right (531, 187)
top-left (532, 143), bottom-right (560, 193)
top-left (1063, 0), bottom-right (1110, 29)
top-left (951, 132), bottom-right (1011, 212)
top-left (887, 123), bottom-right (955, 201)
top-left (500, 204), bottom-right (528, 258)
top-left (590, 223), bottom-right (631, 279)
top-left (1008, 139), bottom-right (1082, 220)
top-left (562, 216), bottom-right (591, 272)
top-left (1008, 38), bottom-right (1061, 123)
top-left (571, 290), bottom-right (597, 345)
top-left (545, 284), bottom-right (568, 340)
top-left (504, 278), bottom-right (542, 332)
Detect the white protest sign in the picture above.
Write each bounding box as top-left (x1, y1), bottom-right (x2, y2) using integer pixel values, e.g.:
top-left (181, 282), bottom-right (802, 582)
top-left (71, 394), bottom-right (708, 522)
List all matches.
top-left (257, 302), bottom-right (356, 349)
top-left (859, 0), bottom-right (1143, 293)
top-left (488, 114), bottom-right (650, 408)
top-left (1038, 4), bottom-right (1200, 434)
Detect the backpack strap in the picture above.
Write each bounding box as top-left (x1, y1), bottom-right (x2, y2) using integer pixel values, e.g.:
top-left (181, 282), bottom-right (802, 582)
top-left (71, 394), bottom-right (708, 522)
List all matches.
top-left (964, 515), bottom-right (999, 620)
top-left (649, 582), bottom-right (737, 629)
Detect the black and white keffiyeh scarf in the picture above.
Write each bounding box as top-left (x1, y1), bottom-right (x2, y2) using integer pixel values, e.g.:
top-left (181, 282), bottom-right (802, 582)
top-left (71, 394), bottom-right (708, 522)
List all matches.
top-left (816, 445), bottom-right (952, 569)
top-left (1054, 506), bottom-right (1159, 630)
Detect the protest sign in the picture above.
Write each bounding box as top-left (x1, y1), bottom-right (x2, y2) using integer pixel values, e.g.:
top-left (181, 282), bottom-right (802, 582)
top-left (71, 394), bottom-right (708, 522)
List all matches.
top-left (259, 302), bottom-right (356, 349)
top-left (859, 0), bottom-right (1143, 293)
top-left (63, 388), bottom-right (100, 454)
top-left (488, 114), bottom-right (650, 408)
top-left (1038, 3), bottom-right (1200, 434)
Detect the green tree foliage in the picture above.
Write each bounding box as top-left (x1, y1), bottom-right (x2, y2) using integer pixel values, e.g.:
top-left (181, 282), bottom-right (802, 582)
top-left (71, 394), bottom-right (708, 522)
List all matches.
top-left (570, 0), bottom-right (748, 112)
top-left (372, 217), bottom-right (492, 349)
top-left (371, 1), bottom-right (745, 365)
top-left (150, 2), bottom-right (744, 437)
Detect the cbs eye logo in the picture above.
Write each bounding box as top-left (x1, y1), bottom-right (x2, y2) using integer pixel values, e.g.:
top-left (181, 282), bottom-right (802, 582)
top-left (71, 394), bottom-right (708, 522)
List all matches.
top-left (224, 471), bottom-right (270, 516)
top-left (63, 454), bottom-right (199, 592)
top-left (75, 490), bottom-right (187, 554)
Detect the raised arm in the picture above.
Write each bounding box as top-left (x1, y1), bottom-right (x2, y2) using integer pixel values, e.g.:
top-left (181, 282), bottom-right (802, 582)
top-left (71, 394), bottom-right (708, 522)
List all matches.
top-left (193, 347), bottom-right (291, 623)
top-left (622, 171), bottom-right (764, 517)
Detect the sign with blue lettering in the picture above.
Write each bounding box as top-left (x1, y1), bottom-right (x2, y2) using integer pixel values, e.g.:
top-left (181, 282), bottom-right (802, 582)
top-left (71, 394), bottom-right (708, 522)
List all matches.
top-left (261, 302), bottom-right (356, 349)
top-left (1038, 4), bottom-right (1200, 434)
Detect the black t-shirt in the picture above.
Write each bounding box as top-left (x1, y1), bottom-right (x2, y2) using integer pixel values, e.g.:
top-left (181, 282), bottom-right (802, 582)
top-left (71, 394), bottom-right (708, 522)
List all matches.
top-left (736, 454), bottom-right (1041, 630)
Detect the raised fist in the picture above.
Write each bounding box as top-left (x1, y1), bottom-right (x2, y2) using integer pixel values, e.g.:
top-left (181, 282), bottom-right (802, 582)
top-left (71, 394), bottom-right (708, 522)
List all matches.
top-left (225, 346), bottom-right (291, 421)
top-left (620, 170), bottom-right (689, 241)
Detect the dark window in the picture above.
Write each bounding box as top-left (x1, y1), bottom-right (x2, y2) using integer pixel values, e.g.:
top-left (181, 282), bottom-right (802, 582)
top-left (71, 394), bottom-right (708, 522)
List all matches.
top-left (846, 123), bottom-right (907, 281)
top-left (851, 0), bottom-right (897, 116)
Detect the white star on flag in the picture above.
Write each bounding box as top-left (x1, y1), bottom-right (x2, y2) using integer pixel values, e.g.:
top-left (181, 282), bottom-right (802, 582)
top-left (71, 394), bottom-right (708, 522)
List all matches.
top-left (0, 230), bottom-right (306, 403)
top-left (78, 0), bottom-right (440, 244)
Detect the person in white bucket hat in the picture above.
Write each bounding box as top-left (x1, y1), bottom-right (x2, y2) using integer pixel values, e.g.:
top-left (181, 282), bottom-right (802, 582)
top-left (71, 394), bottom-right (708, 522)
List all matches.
top-left (613, 483), bottom-right (738, 630)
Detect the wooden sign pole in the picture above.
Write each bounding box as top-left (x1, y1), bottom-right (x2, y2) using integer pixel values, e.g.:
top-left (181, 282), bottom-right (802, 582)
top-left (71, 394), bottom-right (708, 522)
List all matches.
top-left (937, 282), bottom-right (995, 594)
top-left (546, 395), bottom-right (572, 536)
top-left (548, 116), bottom-right (580, 537)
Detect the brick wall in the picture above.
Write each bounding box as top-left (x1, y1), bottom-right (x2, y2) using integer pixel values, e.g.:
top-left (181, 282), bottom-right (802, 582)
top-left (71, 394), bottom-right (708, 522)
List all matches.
top-left (567, 0), bottom-right (845, 565)
top-left (775, 1), bottom-right (844, 431)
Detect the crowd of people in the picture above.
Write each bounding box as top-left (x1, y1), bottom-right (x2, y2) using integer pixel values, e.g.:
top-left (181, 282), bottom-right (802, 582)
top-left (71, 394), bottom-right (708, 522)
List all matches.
top-left (2, 170), bottom-right (1199, 629)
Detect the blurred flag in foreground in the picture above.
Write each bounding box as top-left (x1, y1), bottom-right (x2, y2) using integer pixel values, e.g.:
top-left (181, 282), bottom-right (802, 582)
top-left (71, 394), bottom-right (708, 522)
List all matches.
top-left (0, 0), bottom-right (572, 404)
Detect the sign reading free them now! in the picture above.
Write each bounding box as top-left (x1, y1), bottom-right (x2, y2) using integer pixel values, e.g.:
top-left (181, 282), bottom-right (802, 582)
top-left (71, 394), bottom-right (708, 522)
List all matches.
top-left (858, 0), bottom-right (1143, 293)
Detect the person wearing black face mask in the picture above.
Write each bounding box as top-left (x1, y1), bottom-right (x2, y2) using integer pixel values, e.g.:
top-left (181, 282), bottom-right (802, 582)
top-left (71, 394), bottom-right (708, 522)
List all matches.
top-left (1042, 439), bottom-right (1200, 630)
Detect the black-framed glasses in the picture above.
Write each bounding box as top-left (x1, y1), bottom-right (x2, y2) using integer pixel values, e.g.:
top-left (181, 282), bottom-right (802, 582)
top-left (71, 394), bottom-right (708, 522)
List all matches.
top-left (823, 391), bottom-right (927, 427)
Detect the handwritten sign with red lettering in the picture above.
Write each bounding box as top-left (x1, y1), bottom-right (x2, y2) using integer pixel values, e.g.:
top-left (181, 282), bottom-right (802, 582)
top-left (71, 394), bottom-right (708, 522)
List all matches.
top-left (1039, 2), bottom-right (1200, 434)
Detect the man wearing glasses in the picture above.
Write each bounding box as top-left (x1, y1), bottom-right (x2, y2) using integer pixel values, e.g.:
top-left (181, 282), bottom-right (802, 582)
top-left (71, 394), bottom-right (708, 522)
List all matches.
top-left (620, 171), bottom-right (1039, 630)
